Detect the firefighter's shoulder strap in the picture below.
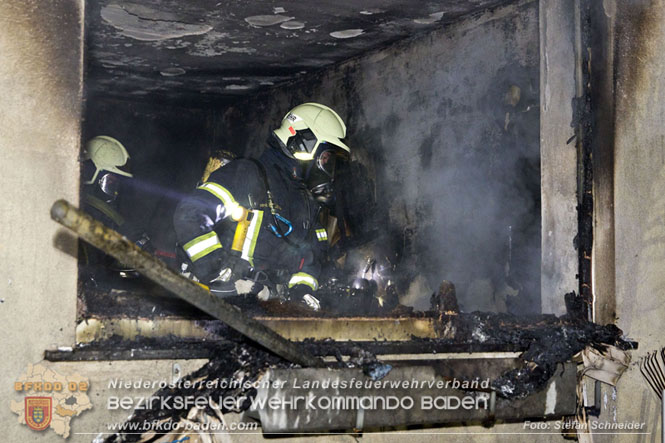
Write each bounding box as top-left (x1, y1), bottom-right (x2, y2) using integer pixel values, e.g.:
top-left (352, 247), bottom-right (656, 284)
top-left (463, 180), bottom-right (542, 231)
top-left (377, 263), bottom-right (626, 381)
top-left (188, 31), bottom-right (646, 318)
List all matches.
top-left (246, 158), bottom-right (303, 247)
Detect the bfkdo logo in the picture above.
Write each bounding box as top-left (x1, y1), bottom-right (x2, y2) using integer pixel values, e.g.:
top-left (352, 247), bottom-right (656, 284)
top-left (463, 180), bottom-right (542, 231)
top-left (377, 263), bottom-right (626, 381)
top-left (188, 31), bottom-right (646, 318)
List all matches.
top-left (25, 397), bottom-right (52, 431)
top-left (11, 364), bottom-right (92, 439)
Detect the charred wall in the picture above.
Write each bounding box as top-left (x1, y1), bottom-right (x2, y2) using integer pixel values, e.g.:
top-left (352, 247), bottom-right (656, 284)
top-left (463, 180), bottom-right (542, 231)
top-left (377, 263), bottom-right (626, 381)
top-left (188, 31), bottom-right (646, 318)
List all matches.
top-left (217, 0), bottom-right (542, 313)
top-left (576, 0), bottom-right (665, 439)
top-left (0, 0), bottom-right (84, 439)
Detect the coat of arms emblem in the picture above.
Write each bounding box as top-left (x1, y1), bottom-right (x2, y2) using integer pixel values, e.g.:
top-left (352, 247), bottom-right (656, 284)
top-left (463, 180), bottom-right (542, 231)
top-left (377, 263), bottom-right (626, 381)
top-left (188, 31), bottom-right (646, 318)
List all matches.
top-left (25, 397), bottom-right (52, 431)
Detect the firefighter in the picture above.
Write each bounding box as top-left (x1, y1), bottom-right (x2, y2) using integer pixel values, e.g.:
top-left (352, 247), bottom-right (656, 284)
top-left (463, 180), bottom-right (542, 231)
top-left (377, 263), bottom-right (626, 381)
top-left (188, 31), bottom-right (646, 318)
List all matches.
top-left (82, 135), bottom-right (133, 218)
top-left (173, 103), bottom-right (350, 310)
top-left (81, 135), bottom-right (152, 277)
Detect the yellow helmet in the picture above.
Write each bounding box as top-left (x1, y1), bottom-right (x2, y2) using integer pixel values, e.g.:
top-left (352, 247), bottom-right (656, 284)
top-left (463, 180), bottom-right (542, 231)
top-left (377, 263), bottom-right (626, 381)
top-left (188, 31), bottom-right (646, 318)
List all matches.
top-left (273, 103), bottom-right (350, 161)
top-left (83, 135), bottom-right (133, 184)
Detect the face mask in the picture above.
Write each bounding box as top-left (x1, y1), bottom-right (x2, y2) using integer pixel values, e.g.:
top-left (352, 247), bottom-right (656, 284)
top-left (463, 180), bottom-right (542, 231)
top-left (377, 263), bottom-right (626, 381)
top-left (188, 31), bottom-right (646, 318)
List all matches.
top-left (306, 147), bottom-right (344, 207)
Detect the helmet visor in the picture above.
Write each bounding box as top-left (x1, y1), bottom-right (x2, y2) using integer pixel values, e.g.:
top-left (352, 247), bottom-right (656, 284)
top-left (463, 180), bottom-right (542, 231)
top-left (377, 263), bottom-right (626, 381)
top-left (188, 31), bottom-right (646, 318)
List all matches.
top-left (291, 129), bottom-right (318, 157)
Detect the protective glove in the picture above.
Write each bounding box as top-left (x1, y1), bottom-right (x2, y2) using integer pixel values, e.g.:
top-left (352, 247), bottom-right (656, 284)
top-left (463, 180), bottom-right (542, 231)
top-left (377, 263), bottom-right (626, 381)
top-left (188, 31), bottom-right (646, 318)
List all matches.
top-left (191, 249), bottom-right (251, 284)
top-left (204, 252), bottom-right (253, 298)
top-left (289, 284), bottom-right (321, 312)
top-left (210, 250), bottom-right (252, 283)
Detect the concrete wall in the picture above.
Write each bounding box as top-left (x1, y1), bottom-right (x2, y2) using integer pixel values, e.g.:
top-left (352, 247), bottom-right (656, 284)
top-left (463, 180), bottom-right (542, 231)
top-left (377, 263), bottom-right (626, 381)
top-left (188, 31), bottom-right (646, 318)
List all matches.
top-left (598, 0), bottom-right (665, 440)
top-left (0, 2), bottom-right (209, 441)
top-left (0, 0), bottom-right (82, 359)
top-left (221, 0), bottom-right (543, 314)
top-left (0, 0), bottom-right (83, 441)
top-left (539, 0), bottom-right (579, 316)
top-left (1, 0), bottom-right (83, 438)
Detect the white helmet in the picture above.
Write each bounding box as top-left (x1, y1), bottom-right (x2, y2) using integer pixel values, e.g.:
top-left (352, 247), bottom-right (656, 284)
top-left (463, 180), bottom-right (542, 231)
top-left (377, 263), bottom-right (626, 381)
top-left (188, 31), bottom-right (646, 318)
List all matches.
top-left (83, 135), bottom-right (133, 184)
top-left (273, 103), bottom-right (350, 161)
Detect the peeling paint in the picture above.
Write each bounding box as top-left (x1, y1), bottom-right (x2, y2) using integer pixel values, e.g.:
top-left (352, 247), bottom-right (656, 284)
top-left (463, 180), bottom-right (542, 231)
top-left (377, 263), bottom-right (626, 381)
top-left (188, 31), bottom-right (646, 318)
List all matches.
top-left (330, 29), bottom-right (364, 39)
top-left (187, 31), bottom-right (253, 57)
top-left (244, 15), bottom-right (294, 27)
top-left (160, 67), bottom-right (186, 77)
top-left (414, 12), bottom-right (445, 24)
top-left (227, 47), bottom-right (256, 54)
top-left (280, 21), bottom-right (305, 30)
top-left (101, 4), bottom-right (212, 41)
top-left (163, 39), bottom-right (192, 50)
top-left (89, 0), bottom-right (522, 103)
top-left (225, 84), bottom-right (252, 90)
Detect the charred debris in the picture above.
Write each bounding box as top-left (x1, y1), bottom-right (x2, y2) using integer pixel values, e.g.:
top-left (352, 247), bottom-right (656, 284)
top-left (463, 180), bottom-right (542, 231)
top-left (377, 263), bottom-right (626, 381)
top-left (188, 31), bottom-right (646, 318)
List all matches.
top-left (53, 202), bottom-right (634, 436)
top-left (100, 307), bottom-right (631, 442)
top-left (89, 283), bottom-right (633, 442)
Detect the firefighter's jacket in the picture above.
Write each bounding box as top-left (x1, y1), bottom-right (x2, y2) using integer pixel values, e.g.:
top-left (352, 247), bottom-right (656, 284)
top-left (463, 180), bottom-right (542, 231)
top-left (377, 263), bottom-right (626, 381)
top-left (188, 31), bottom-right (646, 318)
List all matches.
top-left (173, 148), bottom-right (328, 292)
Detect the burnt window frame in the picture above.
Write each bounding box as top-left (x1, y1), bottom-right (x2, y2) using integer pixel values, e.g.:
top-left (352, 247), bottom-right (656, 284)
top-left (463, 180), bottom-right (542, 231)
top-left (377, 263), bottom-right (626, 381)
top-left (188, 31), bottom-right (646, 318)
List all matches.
top-left (54, 0), bottom-right (605, 362)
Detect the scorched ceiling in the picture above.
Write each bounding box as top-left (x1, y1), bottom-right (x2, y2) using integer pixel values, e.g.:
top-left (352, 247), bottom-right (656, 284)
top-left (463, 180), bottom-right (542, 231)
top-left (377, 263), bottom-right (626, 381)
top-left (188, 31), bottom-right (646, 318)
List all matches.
top-left (86, 0), bottom-right (516, 105)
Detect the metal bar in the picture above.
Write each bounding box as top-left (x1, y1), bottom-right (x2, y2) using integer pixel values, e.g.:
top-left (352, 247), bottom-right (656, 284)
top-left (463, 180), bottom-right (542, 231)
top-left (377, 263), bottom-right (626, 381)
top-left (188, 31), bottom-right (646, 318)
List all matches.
top-left (640, 354), bottom-right (663, 400)
top-left (50, 199), bottom-right (324, 368)
top-left (655, 351), bottom-right (665, 391)
top-left (648, 352), bottom-right (665, 394)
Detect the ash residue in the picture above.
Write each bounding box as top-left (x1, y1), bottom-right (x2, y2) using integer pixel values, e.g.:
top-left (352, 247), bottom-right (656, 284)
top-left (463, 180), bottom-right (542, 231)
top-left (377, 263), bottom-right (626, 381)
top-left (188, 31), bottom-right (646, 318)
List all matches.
top-left (343, 346), bottom-right (393, 380)
top-left (414, 308), bottom-right (633, 399)
top-left (491, 322), bottom-right (627, 398)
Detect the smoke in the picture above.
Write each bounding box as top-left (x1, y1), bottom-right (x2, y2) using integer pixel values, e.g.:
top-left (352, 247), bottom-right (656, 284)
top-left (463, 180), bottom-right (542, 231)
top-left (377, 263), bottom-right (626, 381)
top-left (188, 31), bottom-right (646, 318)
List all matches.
top-left (163, 0), bottom-right (544, 314)
top-left (346, 3), bottom-right (542, 314)
top-left (414, 105), bottom-right (541, 313)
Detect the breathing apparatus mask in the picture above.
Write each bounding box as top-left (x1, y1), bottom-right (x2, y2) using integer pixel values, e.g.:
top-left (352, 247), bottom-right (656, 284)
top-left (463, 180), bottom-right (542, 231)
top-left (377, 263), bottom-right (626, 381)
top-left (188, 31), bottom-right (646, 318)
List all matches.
top-left (303, 144), bottom-right (349, 208)
top-left (272, 103), bottom-right (351, 209)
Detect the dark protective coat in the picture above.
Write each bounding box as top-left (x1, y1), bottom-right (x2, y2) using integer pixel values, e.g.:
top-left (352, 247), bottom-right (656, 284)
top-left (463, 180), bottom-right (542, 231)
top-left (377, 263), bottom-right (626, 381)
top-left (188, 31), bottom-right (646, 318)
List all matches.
top-left (173, 148), bottom-right (327, 288)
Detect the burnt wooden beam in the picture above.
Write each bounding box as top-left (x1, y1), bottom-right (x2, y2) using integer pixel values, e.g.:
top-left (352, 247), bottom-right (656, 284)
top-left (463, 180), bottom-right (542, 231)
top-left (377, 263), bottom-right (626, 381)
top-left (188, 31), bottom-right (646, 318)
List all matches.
top-left (45, 347), bottom-right (221, 361)
top-left (44, 340), bottom-right (526, 362)
top-left (50, 199), bottom-right (324, 368)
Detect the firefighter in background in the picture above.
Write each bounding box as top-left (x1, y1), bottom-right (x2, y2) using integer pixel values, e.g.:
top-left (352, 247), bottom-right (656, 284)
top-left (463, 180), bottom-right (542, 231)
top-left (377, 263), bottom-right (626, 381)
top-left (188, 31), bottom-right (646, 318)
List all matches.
top-left (173, 103), bottom-right (350, 310)
top-left (81, 135), bottom-right (152, 277)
